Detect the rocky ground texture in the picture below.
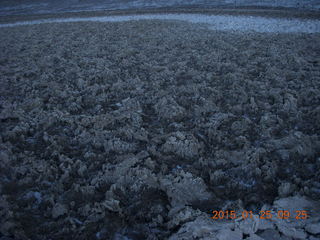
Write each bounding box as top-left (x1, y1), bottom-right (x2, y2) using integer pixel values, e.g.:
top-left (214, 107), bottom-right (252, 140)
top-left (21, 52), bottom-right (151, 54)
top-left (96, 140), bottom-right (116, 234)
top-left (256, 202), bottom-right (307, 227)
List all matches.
top-left (0, 20), bottom-right (320, 239)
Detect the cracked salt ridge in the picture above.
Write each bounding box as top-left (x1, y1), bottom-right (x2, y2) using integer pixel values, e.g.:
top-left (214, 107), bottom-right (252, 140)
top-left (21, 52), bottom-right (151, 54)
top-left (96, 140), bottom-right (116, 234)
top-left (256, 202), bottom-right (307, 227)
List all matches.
top-left (1, 13), bottom-right (320, 33)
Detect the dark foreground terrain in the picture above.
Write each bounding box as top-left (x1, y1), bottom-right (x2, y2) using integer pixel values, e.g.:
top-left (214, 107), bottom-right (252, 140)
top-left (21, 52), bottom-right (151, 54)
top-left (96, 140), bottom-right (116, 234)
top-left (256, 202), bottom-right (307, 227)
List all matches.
top-left (0, 20), bottom-right (320, 239)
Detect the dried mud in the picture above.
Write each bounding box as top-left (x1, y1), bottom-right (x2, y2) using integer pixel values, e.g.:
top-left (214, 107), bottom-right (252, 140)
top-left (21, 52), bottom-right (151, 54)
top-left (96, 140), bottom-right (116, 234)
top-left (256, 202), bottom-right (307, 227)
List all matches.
top-left (0, 20), bottom-right (320, 240)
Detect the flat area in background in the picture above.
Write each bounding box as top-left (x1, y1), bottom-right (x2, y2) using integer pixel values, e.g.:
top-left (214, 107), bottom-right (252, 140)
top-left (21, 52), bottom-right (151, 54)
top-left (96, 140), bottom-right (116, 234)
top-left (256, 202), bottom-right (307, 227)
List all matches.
top-left (1, 6), bottom-right (320, 25)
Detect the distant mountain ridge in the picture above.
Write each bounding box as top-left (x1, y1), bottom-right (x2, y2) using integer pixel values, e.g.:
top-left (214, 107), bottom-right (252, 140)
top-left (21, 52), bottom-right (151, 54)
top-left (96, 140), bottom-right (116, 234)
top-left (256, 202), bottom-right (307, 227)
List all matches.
top-left (1, 0), bottom-right (320, 16)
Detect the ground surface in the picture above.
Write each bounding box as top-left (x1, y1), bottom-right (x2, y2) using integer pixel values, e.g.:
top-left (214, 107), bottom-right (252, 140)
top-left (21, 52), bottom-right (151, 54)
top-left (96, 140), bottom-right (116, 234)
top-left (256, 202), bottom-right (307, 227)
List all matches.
top-left (1, 7), bottom-right (320, 25)
top-left (1, 13), bottom-right (320, 33)
top-left (0, 17), bottom-right (320, 240)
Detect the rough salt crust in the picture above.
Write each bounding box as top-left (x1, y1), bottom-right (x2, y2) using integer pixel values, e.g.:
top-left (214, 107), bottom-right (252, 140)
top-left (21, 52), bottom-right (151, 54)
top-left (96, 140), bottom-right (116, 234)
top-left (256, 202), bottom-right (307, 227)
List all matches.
top-left (0, 18), bottom-right (319, 240)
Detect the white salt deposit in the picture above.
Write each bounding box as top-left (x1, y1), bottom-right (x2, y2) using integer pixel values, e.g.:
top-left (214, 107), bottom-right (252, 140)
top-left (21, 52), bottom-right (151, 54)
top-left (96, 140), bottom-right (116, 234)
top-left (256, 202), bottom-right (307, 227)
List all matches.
top-left (0, 13), bottom-right (319, 33)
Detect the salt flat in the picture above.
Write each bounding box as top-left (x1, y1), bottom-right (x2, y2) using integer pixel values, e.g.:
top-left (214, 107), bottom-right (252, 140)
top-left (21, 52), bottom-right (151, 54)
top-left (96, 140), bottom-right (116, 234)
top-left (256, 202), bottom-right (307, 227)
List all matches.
top-left (1, 13), bottom-right (320, 33)
top-left (1, 10), bottom-right (319, 240)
